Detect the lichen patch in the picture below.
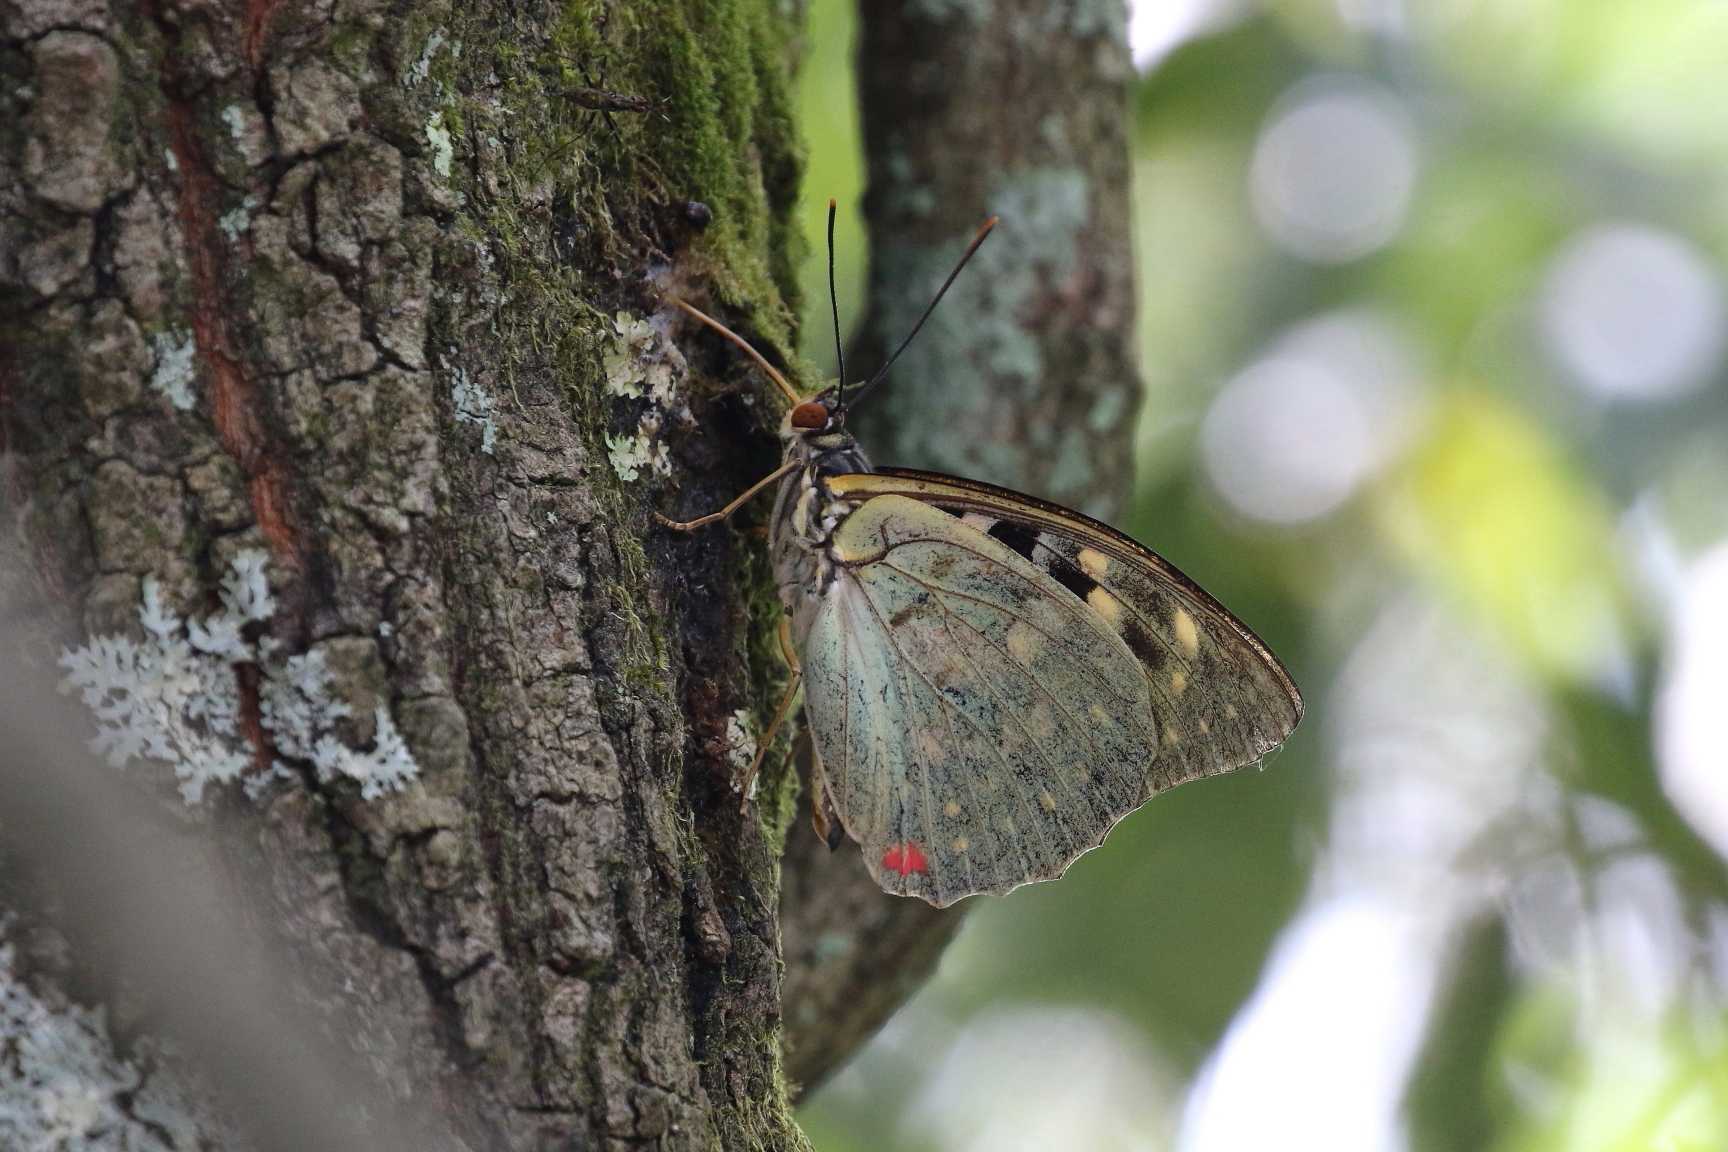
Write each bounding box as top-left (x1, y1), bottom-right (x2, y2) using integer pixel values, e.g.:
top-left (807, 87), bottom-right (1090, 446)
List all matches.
top-left (425, 110), bottom-right (454, 178)
top-left (57, 552), bottom-right (421, 805)
top-left (451, 365), bottom-right (497, 454)
top-left (148, 329), bottom-right (197, 411)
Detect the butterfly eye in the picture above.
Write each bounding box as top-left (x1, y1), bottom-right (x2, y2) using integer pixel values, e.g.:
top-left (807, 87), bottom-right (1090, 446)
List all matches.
top-left (790, 401), bottom-right (829, 430)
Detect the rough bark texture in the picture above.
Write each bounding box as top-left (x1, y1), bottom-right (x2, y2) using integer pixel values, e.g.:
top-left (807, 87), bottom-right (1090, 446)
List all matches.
top-left (1, 0), bottom-right (809, 1146)
top-left (0, 0), bottom-right (1142, 1138)
top-left (778, 0), bottom-right (1142, 1094)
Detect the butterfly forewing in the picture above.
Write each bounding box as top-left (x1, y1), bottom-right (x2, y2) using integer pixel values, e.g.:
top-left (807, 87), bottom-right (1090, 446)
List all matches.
top-left (1034, 526), bottom-right (1299, 791)
top-left (821, 470), bottom-right (1302, 820)
top-left (800, 494), bottom-right (1158, 906)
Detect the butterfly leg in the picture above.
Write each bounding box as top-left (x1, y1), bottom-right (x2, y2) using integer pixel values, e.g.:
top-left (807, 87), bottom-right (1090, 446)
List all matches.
top-left (736, 621), bottom-right (801, 811)
top-left (655, 460), bottom-right (797, 532)
top-left (808, 743), bottom-right (844, 852)
top-left (738, 616), bottom-right (802, 812)
top-left (738, 671), bottom-right (799, 813)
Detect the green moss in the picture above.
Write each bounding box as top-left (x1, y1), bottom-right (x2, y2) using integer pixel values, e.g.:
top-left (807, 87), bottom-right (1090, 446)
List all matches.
top-left (544, 0), bottom-right (805, 355)
top-left (327, 20), bottom-right (377, 74)
top-left (739, 543), bottom-right (800, 852)
top-left (416, 4), bottom-right (811, 1139)
top-left (733, 1057), bottom-right (816, 1152)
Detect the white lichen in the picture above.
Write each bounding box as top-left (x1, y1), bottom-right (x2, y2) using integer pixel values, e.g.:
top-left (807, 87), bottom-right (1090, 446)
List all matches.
top-left (57, 552), bottom-right (420, 806)
top-left (261, 652), bottom-right (418, 799)
top-left (603, 311), bottom-right (658, 399)
top-left (407, 29), bottom-right (447, 86)
top-left (220, 103), bottom-right (248, 141)
top-left (606, 417), bottom-right (671, 483)
top-left (217, 194), bottom-right (258, 241)
top-left (322, 707), bottom-right (419, 800)
top-left (148, 329), bottom-right (197, 412)
top-left (425, 110), bottom-right (453, 178)
top-left (0, 932), bottom-right (147, 1151)
top-left (725, 709), bottom-right (758, 795)
top-left (602, 312), bottom-right (685, 482)
top-left (451, 365), bottom-right (497, 454)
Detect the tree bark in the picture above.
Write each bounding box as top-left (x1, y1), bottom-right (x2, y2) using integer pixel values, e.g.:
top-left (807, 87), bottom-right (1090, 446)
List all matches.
top-left (778, 0), bottom-right (1142, 1094)
top-left (0, 0), bottom-right (1142, 1140)
top-left (2, 0), bottom-right (807, 1147)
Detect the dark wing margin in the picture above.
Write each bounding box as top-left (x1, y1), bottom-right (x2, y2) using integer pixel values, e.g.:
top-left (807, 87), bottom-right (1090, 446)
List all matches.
top-left (825, 469), bottom-right (1303, 791)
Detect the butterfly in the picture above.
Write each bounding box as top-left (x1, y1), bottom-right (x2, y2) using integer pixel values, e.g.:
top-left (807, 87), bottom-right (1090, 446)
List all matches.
top-left (659, 202), bottom-right (1301, 908)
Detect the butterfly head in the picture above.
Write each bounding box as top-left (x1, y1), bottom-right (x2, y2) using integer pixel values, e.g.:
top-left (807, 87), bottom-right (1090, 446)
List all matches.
top-left (785, 390), bottom-right (851, 449)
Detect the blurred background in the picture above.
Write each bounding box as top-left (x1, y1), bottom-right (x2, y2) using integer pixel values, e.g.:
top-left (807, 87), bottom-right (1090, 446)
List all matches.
top-left (793, 2), bottom-right (1728, 1150)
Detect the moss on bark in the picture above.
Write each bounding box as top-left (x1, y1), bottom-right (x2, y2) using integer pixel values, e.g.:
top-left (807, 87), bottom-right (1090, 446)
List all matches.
top-left (1, 0), bottom-right (813, 1146)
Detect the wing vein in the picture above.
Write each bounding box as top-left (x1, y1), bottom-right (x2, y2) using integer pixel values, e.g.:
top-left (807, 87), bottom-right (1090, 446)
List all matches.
top-left (928, 607), bottom-right (1112, 832)
top-left (851, 578), bottom-right (1062, 882)
top-left (881, 558), bottom-right (1146, 708)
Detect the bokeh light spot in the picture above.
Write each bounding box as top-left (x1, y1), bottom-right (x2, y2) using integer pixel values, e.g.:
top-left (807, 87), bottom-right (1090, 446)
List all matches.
top-left (1201, 311), bottom-right (1423, 524)
top-left (1250, 77), bottom-right (1420, 264)
top-left (1540, 222), bottom-right (1724, 403)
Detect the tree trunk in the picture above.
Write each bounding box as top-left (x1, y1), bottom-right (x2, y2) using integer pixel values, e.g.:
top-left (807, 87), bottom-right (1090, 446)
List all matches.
top-left (779, 0), bottom-right (1141, 1092)
top-left (2, 0), bottom-right (807, 1146)
top-left (0, 0), bottom-right (1141, 1144)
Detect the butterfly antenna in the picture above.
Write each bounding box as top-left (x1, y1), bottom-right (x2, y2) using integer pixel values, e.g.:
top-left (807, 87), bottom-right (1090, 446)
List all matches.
top-left (827, 198), bottom-right (847, 408)
top-left (848, 215), bottom-right (998, 410)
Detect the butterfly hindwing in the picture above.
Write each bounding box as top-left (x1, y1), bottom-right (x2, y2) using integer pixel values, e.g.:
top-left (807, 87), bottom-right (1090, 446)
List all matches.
top-left (799, 494), bottom-right (1158, 906)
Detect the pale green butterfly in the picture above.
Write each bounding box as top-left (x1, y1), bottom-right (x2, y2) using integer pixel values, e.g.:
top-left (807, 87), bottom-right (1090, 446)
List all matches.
top-left (659, 203), bottom-right (1302, 907)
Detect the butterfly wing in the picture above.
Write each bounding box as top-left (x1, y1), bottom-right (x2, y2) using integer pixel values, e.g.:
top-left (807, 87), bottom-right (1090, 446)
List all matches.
top-left (799, 494), bottom-right (1161, 906)
top-left (804, 471), bottom-right (1303, 906)
top-left (827, 470), bottom-right (1302, 775)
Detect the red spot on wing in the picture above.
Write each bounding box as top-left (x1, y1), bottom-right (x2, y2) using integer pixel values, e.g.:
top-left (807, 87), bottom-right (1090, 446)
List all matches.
top-left (881, 841), bottom-right (929, 876)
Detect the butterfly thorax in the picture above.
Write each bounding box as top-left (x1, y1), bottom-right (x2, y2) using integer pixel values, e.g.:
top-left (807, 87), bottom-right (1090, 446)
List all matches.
top-left (769, 419), bottom-right (872, 636)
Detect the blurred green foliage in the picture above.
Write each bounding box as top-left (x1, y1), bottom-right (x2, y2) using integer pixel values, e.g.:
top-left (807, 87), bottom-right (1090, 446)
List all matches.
top-left (794, 4), bottom-right (1728, 1150)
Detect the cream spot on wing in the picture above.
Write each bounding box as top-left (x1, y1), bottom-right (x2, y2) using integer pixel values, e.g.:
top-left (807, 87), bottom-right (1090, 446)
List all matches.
top-left (1086, 586), bottom-right (1123, 626)
top-left (917, 729), bottom-right (946, 762)
top-left (1224, 703), bottom-right (1239, 720)
top-left (1174, 608), bottom-right (1200, 660)
top-left (952, 837), bottom-right (969, 854)
top-left (962, 513), bottom-right (995, 533)
top-left (944, 800), bottom-right (962, 818)
top-left (1088, 703), bottom-right (1110, 724)
top-left (1170, 669), bottom-right (1188, 696)
top-left (1006, 619), bottom-right (1043, 663)
top-left (1163, 724), bottom-right (1183, 747)
top-left (1076, 547), bottom-right (1110, 579)
top-left (1039, 791), bottom-right (1057, 812)
top-left (1198, 716), bottom-right (1212, 736)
